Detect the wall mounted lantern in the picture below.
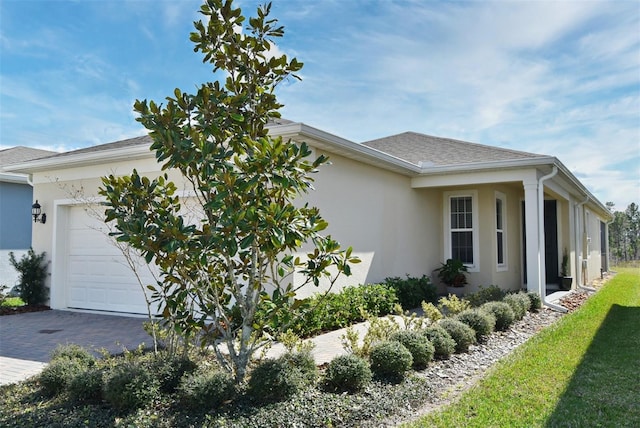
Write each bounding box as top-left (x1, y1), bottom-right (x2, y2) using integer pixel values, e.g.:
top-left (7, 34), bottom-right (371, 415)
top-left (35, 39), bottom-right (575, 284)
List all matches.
top-left (32, 200), bottom-right (46, 224)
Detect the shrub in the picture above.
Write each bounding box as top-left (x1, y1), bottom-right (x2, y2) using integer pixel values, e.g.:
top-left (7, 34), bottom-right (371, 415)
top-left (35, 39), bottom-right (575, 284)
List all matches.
top-left (504, 293), bottom-right (530, 320)
top-left (8, 248), bottom-right (49, 305)
top-left (466, 285), bottom-right (506, 307)
top-left (50, 344), bottom-right (96, 366)
top-left (280, 350), bottom-right (318, 384)
top-left (438, 294), bottom-right (471, 316)
top-left (422, 325), bottom-right (456, 359)
top-left (438, 318), bottom-right (476, 353)
top-left (385, 275), bottom-right (438, 309)
top-left (103, 362), bottom-right (160, 412)
top-left (389, 330), bottom-right (434, 369)
top-left (68, 367), bottom-right (104, 403)
top-left (178, 369), bottom-right (236, 409)
top-left (421, 301), bottom-right (443, 323)
top-left (481, 301), bottom-right (516, 331)
top-left (323, 354), bottom-right (372, 393)
top-left (369, 341), bottom-right (413, 380)
top-left (150, 354), bottom-right (197, 393)
top-left (39, 358), bottom-right (86, 396)
top-left (527, 292), bottom-right (542, 312)
top-left (456, 309), bottom-right (496, 343)
top-left (248, 352), bottom-right (315, 403)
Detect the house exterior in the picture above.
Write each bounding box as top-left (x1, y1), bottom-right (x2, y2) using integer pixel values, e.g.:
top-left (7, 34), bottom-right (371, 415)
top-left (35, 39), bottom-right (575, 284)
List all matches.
top-left (2, 122), bottom-right (612, 315)
top-left (0, 146), bottom-right (56, 288)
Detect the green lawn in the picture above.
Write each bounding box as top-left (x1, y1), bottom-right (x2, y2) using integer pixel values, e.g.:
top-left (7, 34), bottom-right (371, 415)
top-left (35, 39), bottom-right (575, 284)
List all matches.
top-left (406, 268), bottom-right (640, 428)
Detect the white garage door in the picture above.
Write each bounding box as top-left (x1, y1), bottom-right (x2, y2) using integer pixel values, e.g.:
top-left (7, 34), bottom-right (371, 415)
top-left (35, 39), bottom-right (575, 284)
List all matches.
top-left (65, 206), bottom-right (157, 315)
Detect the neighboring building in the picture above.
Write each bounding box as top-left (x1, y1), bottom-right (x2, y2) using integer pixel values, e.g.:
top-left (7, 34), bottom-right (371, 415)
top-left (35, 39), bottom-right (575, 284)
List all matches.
top-left (2, 123), bottom-right (612, 314)
top-left (0, 147), bottom-right (56, 287)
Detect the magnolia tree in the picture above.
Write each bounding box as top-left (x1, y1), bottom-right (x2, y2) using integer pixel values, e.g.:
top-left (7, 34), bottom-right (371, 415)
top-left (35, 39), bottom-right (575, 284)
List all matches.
top-left (100, 0), bottom-right (358, 383)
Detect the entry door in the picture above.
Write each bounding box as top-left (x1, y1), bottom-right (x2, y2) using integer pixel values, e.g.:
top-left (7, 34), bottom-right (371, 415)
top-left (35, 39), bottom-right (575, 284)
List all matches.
top-left (544, 200), bottom-right (559, 284)
top-left (521, 200), bottom-right (559, 285)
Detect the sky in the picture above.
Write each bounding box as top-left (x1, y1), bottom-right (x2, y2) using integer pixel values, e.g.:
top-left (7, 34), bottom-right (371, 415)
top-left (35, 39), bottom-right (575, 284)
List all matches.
top-left (1, 0), bottom-right (639, 209)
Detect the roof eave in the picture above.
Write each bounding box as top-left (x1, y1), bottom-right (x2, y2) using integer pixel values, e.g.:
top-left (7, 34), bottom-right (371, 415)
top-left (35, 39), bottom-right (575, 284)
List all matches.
top-left (2, 144), bottom-right (153, 174)
top-left (269, 122), bottom-right (422, 176)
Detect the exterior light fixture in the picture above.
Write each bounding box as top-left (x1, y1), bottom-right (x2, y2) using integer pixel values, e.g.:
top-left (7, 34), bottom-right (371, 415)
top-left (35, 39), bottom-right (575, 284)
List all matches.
top-left (32, 200), bottom-right (46, 224)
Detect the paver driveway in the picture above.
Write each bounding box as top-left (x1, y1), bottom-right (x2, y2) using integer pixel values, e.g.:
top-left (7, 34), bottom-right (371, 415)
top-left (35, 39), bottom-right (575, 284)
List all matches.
top-left (0, 310), bottom-right (151, 385)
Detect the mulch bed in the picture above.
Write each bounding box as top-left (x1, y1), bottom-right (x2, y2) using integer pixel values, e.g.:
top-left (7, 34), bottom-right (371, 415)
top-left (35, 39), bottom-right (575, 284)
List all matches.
top-left (0, 305), bottom-right (51, 316)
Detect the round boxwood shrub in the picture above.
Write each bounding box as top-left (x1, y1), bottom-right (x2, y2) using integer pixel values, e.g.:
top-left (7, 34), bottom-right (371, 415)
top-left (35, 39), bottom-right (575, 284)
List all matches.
top-left (481, 301), bottom-right (515, 331)
top-left (422, 325), bottom-right (456, 360)
top-left (504, 293), bottom-right (530, 320)
top-left (389, 330), bottom-right (435, 369)
top-left (39, 358), bottom-right (87, 396)
top-left (438, 318), bottom-right (476, 353)
top-left (103, 362), bottom-right (160, 412)
top-left (527, 292), bottom-right (542, 312)
top-left (150, 354), bottom-right (197, 393)
top-left (369, 340), bottom-right (413, 381)
top-left (50, 344), bottom-right (96, 366)
top-left (456, 309), bottom-right (496, 343)
top-left (178, 369), bottom-right (236, 409)
top-left (323, 354), bottom-right (372, 393)
top-left (248, 356), bottom-right (309, 403)
top-left (280, 351), bottom-right (318, 385)
top-left (68, 367), bottom-right (104, 403)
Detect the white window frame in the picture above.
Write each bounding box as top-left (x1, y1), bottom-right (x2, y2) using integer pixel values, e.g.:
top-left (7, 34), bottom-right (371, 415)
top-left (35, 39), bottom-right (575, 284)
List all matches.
top-left (443, 190), bottom-right (479, 272)
top-left (495, 191), bottom-right (508, 271)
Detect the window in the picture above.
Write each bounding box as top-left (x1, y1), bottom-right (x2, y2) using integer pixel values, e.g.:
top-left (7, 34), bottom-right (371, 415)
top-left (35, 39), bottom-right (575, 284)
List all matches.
top-left (496, 192), bottom-right (507, 270)
top-left (444, 191), bottom-right (479, 271)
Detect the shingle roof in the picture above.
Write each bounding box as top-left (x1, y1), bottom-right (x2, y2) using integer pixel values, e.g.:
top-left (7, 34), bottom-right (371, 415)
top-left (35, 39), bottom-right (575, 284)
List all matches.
top-left (43, 135), bottom-right (153, 159)
top-left (0, 146), bottom-right (57, 166)
top-left (362, 132), bottom-right (544, 167)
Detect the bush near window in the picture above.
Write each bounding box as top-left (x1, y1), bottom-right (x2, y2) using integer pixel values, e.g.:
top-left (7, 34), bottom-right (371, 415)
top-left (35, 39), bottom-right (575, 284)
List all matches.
top-left (466, 285), bottom-right (506, 308)
top-left (384, 275), bottom-right (438, 309)
top-left (456, 309), bottom-right (496, 343)
top-left (323, 354), bottom-right (372, 393)
top-left (178, 369), bottom-right (236, 409)
top-left (438, 294), bottom-right (471, 316)
top-left (390, 330), bottom-right (435, 369)
top-left (369, 340), bottom-right (413, 381)
top-left (438, 318), bottom-right (477, 353)
top-left (422, 325), bottom-right (456, 360)
top-left (481, 301), bottom-right (516, 331)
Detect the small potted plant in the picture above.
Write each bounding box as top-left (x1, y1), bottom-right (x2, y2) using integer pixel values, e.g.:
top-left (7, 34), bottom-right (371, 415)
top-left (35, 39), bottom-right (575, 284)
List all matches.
top-left (559, 249), bottom-right (572, 290)
top-left (436, 259), bottom-right (468, 296)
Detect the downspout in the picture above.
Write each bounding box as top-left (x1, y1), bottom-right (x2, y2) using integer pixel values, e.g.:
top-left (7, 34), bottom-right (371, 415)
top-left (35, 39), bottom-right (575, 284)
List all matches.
top-left (537, 166), bottom-right (567, 312)
top-left (575, 195), bottom-right (589, 290)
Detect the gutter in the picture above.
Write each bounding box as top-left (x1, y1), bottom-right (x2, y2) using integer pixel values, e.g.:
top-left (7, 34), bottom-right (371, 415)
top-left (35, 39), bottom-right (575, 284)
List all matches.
top-left (538, 166), bottom-right (568, 313)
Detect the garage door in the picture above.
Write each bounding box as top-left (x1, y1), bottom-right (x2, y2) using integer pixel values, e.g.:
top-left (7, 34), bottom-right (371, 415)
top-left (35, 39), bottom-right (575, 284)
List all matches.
top-left (65, 206), bottom-right (157, 315)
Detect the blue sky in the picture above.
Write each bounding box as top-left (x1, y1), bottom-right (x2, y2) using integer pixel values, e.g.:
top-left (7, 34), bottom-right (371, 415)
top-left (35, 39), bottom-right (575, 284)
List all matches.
top-left (1, 0), bottom-right (639, 209)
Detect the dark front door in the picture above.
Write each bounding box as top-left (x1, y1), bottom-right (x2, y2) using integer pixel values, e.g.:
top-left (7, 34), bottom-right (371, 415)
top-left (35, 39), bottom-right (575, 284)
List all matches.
top-left (522, 200), bottom-right (559, 286)
top-left (544, 200), bottom-right (559, 284)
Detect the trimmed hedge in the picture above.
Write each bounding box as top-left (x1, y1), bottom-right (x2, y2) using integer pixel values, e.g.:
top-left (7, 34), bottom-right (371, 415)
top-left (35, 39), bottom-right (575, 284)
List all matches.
top-left (385, 275), bottom-right (438, 309)
top-left (390, 330), bottom-right (435, 369)
top-left (422, 325), bottom-right (456, 360)
top-left (178, 369), bottom-right (236, 409)
top-left (369, 341), bottom-right (413, 380)
top-left (438, 318), bottom-right (476, 353)
top-left (456, 309), bottom-right (496, 343)
top-left (481, 301), bottom-right (516, 331)
top-left (323, 354), bottom-right (372, 393)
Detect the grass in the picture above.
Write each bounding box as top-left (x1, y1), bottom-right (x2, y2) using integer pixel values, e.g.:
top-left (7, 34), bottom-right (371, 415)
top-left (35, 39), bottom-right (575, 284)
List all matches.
top-left (406, 267), bottom-right (640, 428)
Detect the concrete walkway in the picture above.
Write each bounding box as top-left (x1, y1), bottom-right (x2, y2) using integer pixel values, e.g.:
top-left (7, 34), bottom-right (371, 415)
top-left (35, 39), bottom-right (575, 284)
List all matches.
top-left (0, 309), bottom-right (364, 386)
